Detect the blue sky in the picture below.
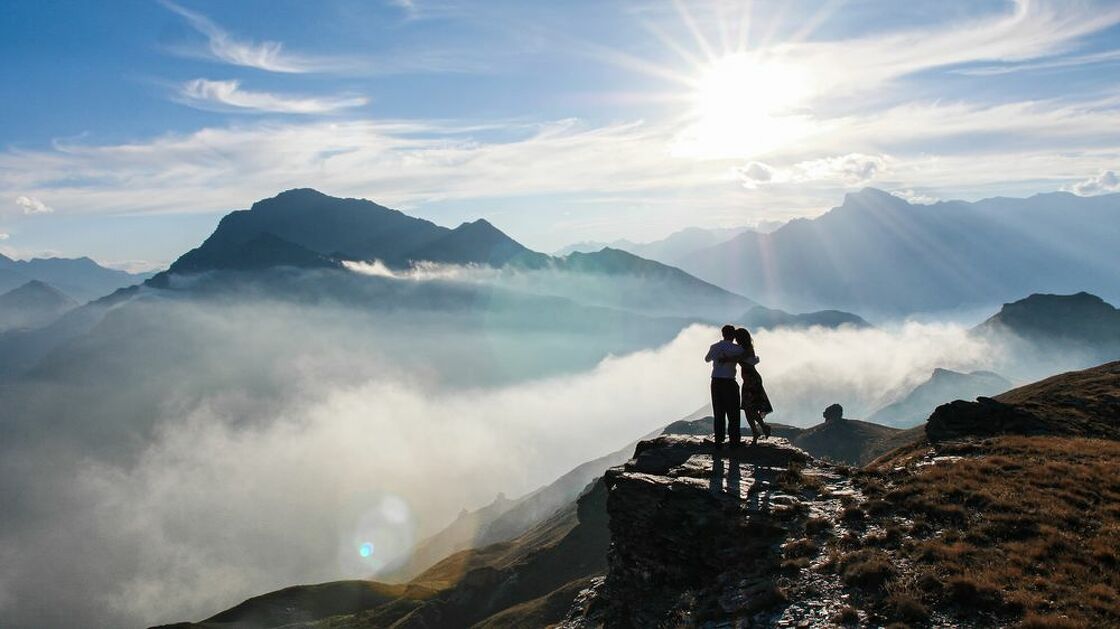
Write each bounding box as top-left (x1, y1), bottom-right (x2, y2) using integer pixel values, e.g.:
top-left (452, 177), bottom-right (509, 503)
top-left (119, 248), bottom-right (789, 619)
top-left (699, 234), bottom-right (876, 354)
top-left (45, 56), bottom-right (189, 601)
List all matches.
top-left (2, 0), bottom-right (1119, 270)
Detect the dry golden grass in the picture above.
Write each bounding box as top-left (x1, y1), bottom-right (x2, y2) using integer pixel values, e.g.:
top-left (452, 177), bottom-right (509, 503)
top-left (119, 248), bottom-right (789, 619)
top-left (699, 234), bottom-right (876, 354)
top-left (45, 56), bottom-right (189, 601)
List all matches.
top-left (845, 436), bottom-right (1120, 627)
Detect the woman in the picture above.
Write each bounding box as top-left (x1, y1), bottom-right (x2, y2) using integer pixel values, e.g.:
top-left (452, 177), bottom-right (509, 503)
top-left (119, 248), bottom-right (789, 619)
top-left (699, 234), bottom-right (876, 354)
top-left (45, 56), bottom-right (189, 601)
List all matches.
top-left (734, 327), bottom-right (773, 444)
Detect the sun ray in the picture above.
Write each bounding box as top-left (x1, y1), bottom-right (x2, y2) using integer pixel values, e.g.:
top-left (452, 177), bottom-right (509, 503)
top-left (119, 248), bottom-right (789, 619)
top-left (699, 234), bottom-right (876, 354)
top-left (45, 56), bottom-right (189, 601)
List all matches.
top-left (637, 17), bottom-right (709, 69)
top-left (673, 0), bottom-right (718, 62)
top-left (734, 0), bottom-right (755, 54)
top-left (788, 0), bottom-right (848, 45)
top-left (756, 2), bottom-right (791, 50)
top-left (714, 1), bottom-right (731, 56)
top-left (587, 42), bottom-right (697, 86)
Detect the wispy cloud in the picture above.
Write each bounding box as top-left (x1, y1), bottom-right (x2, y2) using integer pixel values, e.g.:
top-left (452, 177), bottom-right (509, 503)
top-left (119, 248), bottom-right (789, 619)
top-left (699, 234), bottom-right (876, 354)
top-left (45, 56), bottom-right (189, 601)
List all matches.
top-left (160, 0), bottom-right (340, 73)
top-left (160, 0), bottom-right (489, 76)
top-left (2, 98), bottom-right (1117, 228)
top-left (782, 0), bottom-right (1120, 96)
top-left (176, 79), bottom-right (368, 114)
top-left (6, 0), bottom-right (1120, 241)
top-left (0, 119), bottom-right (709, 218)
top-left (952, 48), bottom-right (1120, 76)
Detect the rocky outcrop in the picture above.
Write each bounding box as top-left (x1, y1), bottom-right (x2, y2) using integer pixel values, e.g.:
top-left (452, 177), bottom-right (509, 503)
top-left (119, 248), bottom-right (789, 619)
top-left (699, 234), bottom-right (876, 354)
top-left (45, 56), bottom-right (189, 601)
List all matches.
top-left (926, 397), bottom-right (1048, 442)
top-left (563, 435), bottom-right (866, 628)
top-left (926, 361), bottom-right (1120, 442)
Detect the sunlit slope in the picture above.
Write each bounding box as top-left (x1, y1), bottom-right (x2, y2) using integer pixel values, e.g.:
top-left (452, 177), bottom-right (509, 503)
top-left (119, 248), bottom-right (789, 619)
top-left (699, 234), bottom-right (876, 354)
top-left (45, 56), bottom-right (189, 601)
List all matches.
top-left (679, 188), bottom-right (1120, 315)
top-left (384, 437), bottom-right (639, 583)
top-left (155, 480), bottom-right (609, 629)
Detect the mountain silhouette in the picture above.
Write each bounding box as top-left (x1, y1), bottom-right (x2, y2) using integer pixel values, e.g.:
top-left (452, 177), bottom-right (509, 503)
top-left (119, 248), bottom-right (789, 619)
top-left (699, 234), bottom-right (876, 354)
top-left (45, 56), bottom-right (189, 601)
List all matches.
top-left (154, 189), bottom-right (753, 319)
top-left (168, 232), bottom-right (340, 275)
top-left (677, 188), bottom-right (1120, 315)
top-left (975, 292), bottom-right (1120, 349)
top-left (553, 225), bottom-right (752, 265)
top-left (870, 368), bottom-right (1013, 428)
top-left (0, 254), bottom-right (148, 302)
top-left (0, 280), bottom-right (79, 332)
top-left (739, 305), bottom-right (870, 331)
top-left (163, 188), bottom-right (541, 274)
top-left (404, 218), bottom-right (548, 267)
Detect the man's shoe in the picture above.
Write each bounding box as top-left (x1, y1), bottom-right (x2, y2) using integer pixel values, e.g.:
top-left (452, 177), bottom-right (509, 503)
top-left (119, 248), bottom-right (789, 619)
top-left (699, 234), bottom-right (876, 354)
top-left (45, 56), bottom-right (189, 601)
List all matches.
top-left (714, 441), bottom-right (725, 451)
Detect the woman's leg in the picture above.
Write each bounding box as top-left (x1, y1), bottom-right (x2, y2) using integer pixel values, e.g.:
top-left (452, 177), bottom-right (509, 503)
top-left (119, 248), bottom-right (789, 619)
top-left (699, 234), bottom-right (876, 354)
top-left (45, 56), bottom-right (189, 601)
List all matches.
top-left (758, 412), bottom-right (772, 438)
top-left (745, 410), bottom-right (760, 444)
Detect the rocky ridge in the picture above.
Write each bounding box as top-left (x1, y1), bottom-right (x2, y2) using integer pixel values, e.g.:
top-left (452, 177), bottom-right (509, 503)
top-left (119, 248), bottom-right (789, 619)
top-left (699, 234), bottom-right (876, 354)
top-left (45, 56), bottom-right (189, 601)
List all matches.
top-left (561, 435), bottom-right (878, 628)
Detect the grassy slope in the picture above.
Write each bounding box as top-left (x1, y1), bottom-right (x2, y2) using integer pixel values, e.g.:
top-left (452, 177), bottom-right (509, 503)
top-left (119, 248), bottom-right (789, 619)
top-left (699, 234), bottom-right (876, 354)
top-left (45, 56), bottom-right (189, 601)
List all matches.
top-left (841, 437), bottom-right (1120, 628)
top-left (821, 361), bottom-right (1120, 627)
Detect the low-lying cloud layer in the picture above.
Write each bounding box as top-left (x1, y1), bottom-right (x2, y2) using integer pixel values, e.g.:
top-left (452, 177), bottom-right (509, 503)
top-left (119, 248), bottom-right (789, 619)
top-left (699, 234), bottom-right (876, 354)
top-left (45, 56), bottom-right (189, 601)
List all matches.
top-left (0, 274), bottom-right (1024, 628)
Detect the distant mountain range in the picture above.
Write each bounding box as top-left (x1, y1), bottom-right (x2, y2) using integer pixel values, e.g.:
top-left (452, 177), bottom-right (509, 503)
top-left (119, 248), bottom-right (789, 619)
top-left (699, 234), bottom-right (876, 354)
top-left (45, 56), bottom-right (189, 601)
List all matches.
top-left (553, 225), bottom-right (755, 265)
top-left (739, 305), bottom-right (870, 331)
top-left (676, 188), bottom-right (1120, 316)
top-left (0, 253), bottom-right (149, 302)
top-left (870, 368), bottom-right (1013, 428)
top-left (0, 280), bottom-right (79, 332)
top-left (152, 188), bottom-right (754, 320)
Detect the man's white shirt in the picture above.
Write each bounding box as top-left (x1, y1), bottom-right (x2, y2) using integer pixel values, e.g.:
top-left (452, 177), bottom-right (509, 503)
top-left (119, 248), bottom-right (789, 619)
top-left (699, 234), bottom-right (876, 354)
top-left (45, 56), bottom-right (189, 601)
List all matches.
top-left (704, 340), bottom-right (758, 379)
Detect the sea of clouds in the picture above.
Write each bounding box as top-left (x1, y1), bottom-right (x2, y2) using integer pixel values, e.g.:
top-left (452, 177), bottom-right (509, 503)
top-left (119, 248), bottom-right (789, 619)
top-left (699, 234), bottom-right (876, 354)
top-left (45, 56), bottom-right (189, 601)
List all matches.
top-left (0, 266), bottom-right (1030, 628)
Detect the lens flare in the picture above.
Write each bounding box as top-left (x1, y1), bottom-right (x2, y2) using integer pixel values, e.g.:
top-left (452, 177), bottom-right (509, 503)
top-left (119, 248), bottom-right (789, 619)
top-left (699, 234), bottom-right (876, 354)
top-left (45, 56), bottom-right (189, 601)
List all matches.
top-left (339, 492), bottom-right (417, 576)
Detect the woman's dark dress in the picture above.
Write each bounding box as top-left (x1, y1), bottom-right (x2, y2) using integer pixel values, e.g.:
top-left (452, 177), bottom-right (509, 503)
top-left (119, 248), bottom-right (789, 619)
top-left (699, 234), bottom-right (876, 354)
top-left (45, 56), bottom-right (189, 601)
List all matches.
top-left (739, 360), bottom-right (774, 416)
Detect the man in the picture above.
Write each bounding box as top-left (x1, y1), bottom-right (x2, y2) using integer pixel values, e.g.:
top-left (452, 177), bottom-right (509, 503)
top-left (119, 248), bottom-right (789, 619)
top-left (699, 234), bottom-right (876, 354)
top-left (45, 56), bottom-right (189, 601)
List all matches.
top-left (705, 324), bottom-right (748, 448)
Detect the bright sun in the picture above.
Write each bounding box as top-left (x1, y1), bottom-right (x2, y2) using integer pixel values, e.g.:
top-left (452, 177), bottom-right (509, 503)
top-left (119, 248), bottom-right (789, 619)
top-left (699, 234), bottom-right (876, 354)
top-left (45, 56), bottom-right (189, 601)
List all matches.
top-left (675, 53), bottom-right (815, 160)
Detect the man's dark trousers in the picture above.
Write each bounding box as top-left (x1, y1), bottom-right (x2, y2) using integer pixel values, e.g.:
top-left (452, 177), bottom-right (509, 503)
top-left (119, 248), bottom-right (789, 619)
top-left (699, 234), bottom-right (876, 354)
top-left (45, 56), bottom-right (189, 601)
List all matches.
top-left (711, 377), bottom-right (741, 445)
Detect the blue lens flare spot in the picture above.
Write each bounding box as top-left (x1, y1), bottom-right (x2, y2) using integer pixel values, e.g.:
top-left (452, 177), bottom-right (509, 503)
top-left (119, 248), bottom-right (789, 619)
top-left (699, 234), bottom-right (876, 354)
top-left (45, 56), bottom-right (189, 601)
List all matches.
top-left (359, 542), bottom-right (374, 558)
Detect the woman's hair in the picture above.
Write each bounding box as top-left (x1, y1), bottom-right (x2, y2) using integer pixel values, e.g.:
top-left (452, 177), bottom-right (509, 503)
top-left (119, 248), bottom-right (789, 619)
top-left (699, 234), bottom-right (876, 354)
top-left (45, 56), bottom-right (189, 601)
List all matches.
top-left (733, 327), bottom-right (755, 357)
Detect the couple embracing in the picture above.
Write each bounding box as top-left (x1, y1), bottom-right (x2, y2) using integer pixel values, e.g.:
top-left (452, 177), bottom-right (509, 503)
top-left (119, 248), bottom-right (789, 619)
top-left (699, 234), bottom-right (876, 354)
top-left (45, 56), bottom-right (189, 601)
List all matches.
top-left (704, 324), bottom-right (773, 449)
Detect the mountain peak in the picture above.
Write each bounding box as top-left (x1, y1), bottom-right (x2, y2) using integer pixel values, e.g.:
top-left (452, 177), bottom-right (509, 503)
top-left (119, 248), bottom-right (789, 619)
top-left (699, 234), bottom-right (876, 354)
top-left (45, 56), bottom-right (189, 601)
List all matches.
top-left (841, 187), bottom-right (908, 208)
top-left (453, 218), bottom-right (501, 233)
top-left (162, 190), bottom-right (552, 274)
top-left (265, 187), bottom-right (330, 202)
top-left (0, 279), bottom-right (79, 329)
top-left (3, 279), bottom-right (72, 300)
